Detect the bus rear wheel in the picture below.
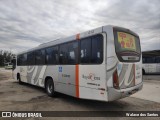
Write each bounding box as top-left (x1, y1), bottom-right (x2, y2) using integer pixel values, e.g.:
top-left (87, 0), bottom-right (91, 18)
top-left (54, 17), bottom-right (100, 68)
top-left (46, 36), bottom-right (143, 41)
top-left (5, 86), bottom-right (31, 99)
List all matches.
top-left (45, 79), bottom-right (55, 97)
top-left (142, 69), bottom-right (145, 75)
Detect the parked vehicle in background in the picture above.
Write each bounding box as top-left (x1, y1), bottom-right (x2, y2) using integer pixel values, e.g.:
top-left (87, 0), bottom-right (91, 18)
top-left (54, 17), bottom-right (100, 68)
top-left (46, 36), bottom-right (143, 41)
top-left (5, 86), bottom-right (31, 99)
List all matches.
top-left (4, 62), bottom-right (13, 69)
top-left (142, 56), bottom-right (160, 75)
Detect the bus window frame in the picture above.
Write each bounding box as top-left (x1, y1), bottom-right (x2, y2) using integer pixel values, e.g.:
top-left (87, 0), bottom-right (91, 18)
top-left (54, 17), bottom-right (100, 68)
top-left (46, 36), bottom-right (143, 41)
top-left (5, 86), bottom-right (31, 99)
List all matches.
top-left (45, 45), bottom-right (59, 65)
top-left (79, 34), bottom-right (104, 65)
top-left (16, 34), bottom-right (104, 66)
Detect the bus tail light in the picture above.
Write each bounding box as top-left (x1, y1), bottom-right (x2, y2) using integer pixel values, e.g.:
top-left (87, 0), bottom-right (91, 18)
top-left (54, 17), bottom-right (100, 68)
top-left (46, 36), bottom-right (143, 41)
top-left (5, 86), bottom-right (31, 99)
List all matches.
top-left (113, 69), bottom-right (120, 89)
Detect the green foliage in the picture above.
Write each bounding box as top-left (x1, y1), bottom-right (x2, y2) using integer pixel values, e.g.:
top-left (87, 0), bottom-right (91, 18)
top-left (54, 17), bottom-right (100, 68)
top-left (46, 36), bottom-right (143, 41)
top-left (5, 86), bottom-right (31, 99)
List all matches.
top-left (0, 50), bottom-right (15, 66)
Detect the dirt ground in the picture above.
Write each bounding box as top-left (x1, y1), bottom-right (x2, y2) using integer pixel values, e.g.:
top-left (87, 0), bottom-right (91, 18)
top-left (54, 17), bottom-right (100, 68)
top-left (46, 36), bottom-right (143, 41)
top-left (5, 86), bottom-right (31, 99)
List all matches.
top-left (0, 68), bottom-right (12, 81)
top-left (0, 68), bottom-right (160, 120)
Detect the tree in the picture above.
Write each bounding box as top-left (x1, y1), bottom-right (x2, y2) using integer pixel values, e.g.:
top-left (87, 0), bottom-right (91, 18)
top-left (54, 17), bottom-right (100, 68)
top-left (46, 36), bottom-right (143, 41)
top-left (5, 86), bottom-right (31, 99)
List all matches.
top-left (0, 50), bottom-right (15, 66)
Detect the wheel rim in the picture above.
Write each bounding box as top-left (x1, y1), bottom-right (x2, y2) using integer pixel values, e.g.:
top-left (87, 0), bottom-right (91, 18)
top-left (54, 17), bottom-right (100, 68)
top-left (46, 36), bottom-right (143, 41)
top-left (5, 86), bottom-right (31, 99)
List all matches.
top-left (47, 83), bottom-right (53, 93)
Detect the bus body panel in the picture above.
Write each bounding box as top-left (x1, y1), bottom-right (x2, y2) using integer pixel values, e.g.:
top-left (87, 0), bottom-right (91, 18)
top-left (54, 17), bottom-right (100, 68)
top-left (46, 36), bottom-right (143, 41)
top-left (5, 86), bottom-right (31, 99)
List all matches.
top-left (79, 64), bottom-right (107, 101)
top-left (143, 64), bottom-right (149, 73)
top-left (148, 64), bottom-right (157, 73)
top-left (143, 63), bottom-right (160, 74)
top-left (43, 65), bottom-right (59, 87)
top-left (20, 66), bottom-right (28, 83)
top-left (77, 26), bottom-right (103, 39)
top-left (106, 61), bottom-right (142, 101)
top-left (116, 62), bottom-right (142, 88)
top-left (56, 65), bottom-right (76, 97)
top-left (107, 82), bottom-right (143, 101)
top-left (103, 26), bottom-right (143, 101)
top-left (157, 63), bottom-right (160, 74)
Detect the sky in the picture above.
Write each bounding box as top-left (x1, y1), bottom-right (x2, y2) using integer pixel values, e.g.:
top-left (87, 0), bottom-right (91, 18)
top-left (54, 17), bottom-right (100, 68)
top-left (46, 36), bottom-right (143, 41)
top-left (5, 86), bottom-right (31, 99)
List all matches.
top-left (0, 0), bottom-right (160, 53)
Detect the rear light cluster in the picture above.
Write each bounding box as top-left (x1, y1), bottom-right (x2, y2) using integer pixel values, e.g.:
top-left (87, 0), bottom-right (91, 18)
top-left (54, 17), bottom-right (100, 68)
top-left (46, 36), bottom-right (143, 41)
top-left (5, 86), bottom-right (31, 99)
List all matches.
top-left (113, 69), bottom-right (120, 89)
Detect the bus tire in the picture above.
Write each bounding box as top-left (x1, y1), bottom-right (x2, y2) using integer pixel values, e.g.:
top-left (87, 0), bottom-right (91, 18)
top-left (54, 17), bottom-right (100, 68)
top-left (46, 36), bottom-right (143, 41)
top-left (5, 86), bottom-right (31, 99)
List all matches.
top-left (45, 78), bottom-right (56, 97)
top-left (142, 69), bottom-right (145, 75)
top-left (17, 74), bottom-right (22, 84)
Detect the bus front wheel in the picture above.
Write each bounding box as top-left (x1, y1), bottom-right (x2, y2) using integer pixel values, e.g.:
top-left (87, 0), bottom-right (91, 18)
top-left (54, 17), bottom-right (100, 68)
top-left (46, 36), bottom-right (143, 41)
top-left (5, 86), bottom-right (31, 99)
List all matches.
top-left (17, 74), bottom-right (22, 84)
top-left (45, 78), bottom-right (56, 97)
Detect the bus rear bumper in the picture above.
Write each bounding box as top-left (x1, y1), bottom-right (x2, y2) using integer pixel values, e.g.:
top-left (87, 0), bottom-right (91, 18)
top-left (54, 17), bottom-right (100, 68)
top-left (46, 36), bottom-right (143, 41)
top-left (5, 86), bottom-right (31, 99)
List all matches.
top-left (108, 82), bottom-right (143, 101)
top-left (120, 82), bottom-right (143, 98)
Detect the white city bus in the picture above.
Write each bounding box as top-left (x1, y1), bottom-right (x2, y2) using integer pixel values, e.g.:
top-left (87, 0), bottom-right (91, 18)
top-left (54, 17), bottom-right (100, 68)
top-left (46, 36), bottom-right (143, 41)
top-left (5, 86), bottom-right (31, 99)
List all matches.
top-left (12, 25), bottom-right (143, 101)
top-left (142, 55), bottom-right (160, 75)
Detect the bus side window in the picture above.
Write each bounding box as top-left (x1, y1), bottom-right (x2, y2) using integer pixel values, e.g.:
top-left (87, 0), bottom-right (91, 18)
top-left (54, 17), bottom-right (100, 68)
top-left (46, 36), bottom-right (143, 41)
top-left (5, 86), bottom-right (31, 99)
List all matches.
top-left (35, 49), bottom-right (45, 65)
top-left (59, 41), bottom-right (78, 65)
top-left (27, 52), bottom-right (35, 65)
top-left (80, 34), bottom-right (103, 64)
top-left (46, 46), bottom-right (58, 64)
top-left (91, 35), bottom-right (103, 63)
top-left (146, 57), bottom-right (155, 63)
top-left (59, 44), bottom-right (68, 64)
top-left (20, 54), bottom-right (27, 66)
top-left (155, 57), bottom-right (160, 63)
top-left (68, 42), bottom-right (78, 64)
top-left (142, 57), bottom-right (146, 63)
top-left (80, 38), bottom-right (91, 63)
top-left (17, 55), bottom-right (21, 66)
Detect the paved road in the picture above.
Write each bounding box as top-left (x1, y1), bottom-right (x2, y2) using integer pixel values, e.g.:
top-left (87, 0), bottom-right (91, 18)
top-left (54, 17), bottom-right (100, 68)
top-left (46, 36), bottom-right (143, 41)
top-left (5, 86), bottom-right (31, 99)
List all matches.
top-left (132, 80), bottom-right (160, 103)
top-left (143, 75), bottom-right (160, 81)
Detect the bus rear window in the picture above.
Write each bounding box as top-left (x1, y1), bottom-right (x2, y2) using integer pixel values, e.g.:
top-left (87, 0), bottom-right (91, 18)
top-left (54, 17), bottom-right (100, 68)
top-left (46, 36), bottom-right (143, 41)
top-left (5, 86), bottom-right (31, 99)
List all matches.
top-left (117, 32), bottom-right (137, 51)
top-left (114, 29), bottom-right (141, 62)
